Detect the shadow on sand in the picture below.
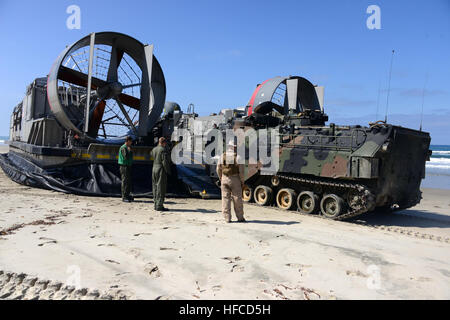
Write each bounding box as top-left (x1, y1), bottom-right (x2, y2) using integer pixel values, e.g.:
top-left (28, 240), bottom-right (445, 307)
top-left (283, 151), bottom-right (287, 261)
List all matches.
top-left (133, 200), bottom-right (180, 204)
top-left (350, 209), bottom-right (450, 229)
top-left (167, 208), bottom-right (219, 214)
top-left (133, 200), bottom-right (153, 204)
top-left (245, 220), bottom-right (300, 226)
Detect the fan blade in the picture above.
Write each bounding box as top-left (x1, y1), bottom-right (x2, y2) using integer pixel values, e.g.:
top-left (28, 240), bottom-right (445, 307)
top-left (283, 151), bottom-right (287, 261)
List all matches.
top-left (59, 66), bottom-right (106, 89)
top-left (88, 100), bottom-right (106, 137)
top-left (118, 93), bottom-right (140, 110)
top-left (106, 39), bottom-right (124, 83)
top-left (122, 83), bottom-right (141, 89)
top-left (115, 98), bottom-right (138, 134)
top-left (59, 66), bottom-right (140, 110)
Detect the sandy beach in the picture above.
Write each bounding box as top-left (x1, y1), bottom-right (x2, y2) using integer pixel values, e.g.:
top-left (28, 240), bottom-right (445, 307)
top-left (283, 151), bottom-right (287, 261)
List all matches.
top-left (0, 144), bottom-right (449, 300)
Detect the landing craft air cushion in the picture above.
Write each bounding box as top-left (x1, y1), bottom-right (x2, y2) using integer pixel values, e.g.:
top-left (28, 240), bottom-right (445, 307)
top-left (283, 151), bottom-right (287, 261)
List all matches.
top-left (0, 32), bottom-right (220, 198)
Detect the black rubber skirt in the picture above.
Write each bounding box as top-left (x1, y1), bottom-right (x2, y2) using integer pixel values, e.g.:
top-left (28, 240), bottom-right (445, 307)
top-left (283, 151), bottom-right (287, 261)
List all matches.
top-left (0, 152), bottom-right (220, 198)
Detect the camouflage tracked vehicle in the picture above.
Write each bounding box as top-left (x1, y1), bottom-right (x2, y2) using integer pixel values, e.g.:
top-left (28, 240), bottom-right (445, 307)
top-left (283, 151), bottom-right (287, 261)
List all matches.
top-left (213, 76), bottom-right (432, 220)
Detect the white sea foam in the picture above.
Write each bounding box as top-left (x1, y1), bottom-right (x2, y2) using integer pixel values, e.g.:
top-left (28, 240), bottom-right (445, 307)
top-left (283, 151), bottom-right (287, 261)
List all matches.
top-left (426, 165), bottom-right (450, 177)
top-left (432, 150), bottom-right (450, 155)
top-left (426, 156), bottom-right (450, 176)
top-left (429, 157), bottom-right (450, 165)
top-left (427, 164), bottom-right (450, 170)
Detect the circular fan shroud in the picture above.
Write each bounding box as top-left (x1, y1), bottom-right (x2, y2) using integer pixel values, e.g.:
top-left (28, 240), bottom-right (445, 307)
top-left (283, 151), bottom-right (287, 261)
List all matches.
top-left (47, 32), bottom-right (166, 142)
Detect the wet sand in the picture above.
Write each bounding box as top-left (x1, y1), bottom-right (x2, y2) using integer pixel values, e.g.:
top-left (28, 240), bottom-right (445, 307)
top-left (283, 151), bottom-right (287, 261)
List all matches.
top-left (0, 144), bottom-right (449, 299)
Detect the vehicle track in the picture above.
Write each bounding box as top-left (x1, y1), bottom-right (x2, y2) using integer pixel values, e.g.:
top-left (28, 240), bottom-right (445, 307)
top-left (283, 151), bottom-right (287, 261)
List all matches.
top-left (0, 270), bottom-right (132, 300)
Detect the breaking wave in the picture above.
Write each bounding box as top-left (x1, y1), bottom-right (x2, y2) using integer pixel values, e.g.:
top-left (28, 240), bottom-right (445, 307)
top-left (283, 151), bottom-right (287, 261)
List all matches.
top-left (426, 146), bottom-right (450, 176)
top-left (428, 157), bottom-right (450, 165)
top-left (432, 150), bottom-right (450, 155)
top-left (426, 157), bottom-right (450, 176)
top-left (0, 136), bottom-right (8, 145)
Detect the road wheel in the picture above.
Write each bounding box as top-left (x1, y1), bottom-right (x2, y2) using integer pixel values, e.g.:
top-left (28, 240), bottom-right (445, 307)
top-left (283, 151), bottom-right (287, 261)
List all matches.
top-left (254, 185), bottom-right (273, 206)
top-left (347, 190), bottom-right (363, 210)
top-left (297, 191), bottom-right (319, 214)
top-left (242, 185), bottom-right (253, 202)
top-left (320, 194), bottom-right (344, 219)
top-left (271, 176), bottom-right (280, 187)
top-left (276, 188), bottom-right (297, 210)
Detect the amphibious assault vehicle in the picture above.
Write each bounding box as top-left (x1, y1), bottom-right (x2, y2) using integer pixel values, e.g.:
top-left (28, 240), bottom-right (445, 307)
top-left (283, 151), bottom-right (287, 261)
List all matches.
top-left (208, 76), bottom-right (432, 220)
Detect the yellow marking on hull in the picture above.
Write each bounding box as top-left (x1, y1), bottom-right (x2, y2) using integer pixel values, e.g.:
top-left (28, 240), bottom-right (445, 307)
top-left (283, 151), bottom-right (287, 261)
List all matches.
top-left (96, 154), bottom-right (110, 159)
top-left (134, 156), bottom-right (145, 161)
top-left (190, 157), bottom-right (205, 168)
top-left (81, 153), bottom-right (91, 159)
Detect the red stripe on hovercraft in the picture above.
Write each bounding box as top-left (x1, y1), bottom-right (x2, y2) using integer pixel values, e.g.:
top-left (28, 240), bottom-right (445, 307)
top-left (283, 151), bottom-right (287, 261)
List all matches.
top-left (247, 78), bottom-right (271, 116)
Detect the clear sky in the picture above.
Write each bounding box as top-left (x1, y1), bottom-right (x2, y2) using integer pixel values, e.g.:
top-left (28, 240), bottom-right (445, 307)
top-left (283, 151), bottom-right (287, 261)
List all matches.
top-left (0, 0), bottom-right (449, 143)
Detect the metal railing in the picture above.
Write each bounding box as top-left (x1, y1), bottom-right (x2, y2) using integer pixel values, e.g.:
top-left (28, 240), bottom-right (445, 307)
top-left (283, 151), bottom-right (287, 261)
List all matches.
top-left (278, 131), bottom-right (366, 153)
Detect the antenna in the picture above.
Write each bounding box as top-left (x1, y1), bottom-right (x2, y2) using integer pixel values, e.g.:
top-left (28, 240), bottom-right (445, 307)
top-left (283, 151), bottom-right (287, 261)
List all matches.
top-left (384, 50), bottom-right (395, 123)
top-left (375, 80), bottom-right (381, 120)
top-left (420, 73), bottom-right (428, 131)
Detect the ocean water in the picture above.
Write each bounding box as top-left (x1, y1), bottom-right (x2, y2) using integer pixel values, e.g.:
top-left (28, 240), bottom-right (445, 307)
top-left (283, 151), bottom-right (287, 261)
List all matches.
top-left (0, 136), bottom-right (8, 145)
top-left (423, 145), bottom-right (450, 190)
top-left (427, 145), bottom-right (450, 172)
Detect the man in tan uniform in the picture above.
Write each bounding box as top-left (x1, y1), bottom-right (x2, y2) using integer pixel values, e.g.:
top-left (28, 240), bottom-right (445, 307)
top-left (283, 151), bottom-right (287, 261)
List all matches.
top-left (216, 141), bottom-right (246, 223)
